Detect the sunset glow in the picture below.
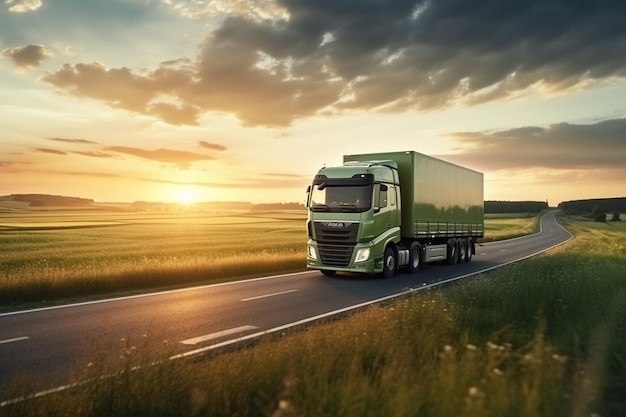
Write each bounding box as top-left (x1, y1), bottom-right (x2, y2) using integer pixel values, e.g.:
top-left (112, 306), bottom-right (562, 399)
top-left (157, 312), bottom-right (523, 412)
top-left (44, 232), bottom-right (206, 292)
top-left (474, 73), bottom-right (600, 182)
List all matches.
top-left (1, 0), bottom-right (625, 204)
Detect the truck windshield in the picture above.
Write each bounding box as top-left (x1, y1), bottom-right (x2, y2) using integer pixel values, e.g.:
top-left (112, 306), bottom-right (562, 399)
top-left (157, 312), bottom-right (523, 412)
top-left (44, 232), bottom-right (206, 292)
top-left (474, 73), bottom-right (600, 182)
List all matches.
top-left (310, 184), bottom-right (372, 213)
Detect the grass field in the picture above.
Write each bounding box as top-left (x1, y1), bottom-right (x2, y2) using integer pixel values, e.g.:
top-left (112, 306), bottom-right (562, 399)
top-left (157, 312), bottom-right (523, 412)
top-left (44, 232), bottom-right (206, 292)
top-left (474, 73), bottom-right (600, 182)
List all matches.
top-left (2, 215), bottom-right (624, 416)
top-left (0, 209), bottom-right (307, 308)
top-left (482, 212), bottom-right (540, 242)
top-left (0, 209), bottom-right (539, 308)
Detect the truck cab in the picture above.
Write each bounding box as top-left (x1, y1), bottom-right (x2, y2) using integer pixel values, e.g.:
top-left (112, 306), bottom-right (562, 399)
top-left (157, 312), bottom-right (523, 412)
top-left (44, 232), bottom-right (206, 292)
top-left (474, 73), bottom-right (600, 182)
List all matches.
top-left (306, 161), bottom-right (402, 276)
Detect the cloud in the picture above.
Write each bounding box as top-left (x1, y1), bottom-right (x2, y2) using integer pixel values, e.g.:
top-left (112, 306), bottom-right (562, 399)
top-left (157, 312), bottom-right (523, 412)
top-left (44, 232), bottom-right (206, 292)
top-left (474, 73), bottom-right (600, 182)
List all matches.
top-left (2, 44), bottom-right (52, 68)
top-left (5, 0), bottom-right (42, 13)
top-left (104, 146), bottom-right (214, 168)
top-left (198, 141), bottom-right (227, 151)
top-left (41, 0), bottom-right (626, 126)
top-left (48, 137), bottom-right (99, 145)
top-left (35, 147), bottom-right (67, 155)
top-left (164, 0), bottom-right (288, 21)
top-left (73, 151), bottom-right (117, 158)
top-left (441, 118), bottom-right (626, 171)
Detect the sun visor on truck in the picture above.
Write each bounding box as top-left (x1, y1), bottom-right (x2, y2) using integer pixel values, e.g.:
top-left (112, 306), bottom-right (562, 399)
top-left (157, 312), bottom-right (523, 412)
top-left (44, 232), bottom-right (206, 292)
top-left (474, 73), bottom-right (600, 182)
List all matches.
top-left (313, 173), bottom-right (374, 187)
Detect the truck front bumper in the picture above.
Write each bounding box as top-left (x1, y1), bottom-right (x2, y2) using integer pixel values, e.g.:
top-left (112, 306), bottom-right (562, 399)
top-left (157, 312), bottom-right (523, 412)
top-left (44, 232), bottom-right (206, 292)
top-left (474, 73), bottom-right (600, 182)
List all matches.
top-left (306, 240), bottom-right (380, 274)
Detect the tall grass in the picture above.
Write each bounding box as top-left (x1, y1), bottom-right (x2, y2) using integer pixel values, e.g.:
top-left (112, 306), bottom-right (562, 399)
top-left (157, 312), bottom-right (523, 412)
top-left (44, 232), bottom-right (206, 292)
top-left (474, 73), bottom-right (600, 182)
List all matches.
top-left (2, 216), bottom-right (625, 416)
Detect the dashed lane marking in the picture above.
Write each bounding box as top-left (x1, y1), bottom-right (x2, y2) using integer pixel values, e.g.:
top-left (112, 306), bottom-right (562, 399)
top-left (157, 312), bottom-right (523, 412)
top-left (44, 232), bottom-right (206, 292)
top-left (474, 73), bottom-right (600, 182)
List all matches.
top-left (240, 289), bottom-right (299, 302)
top-left (0, 336), bottom-right (29, 345)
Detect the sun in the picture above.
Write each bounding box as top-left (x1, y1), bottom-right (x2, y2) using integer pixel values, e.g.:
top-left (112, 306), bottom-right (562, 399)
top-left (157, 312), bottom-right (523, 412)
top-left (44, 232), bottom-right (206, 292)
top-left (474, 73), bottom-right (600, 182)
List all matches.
top-left (176, 188), bottom-right (196, 205)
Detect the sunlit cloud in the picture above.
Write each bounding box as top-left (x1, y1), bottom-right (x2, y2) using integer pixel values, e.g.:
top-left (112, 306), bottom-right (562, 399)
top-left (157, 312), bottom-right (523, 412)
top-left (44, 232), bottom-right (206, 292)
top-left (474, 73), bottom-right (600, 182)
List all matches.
top-left (162, 0), bottom-right (289, 22)
top-left (35, 147), bottom-right (66, 155)
top-left (48, 137), bottom-right (99, 145)
top-left (104, 146), bottom-right (214, 168)
top-left (5, 0), bottom-right (42, 13)
top-left (2, 44), bottom-right (52, 68)
top-left (441, 118), bottom-right (626, 170)
top-left (198, 141), bottom-right (226, 151)
top-left (73, 151), bottom-right (117, 158)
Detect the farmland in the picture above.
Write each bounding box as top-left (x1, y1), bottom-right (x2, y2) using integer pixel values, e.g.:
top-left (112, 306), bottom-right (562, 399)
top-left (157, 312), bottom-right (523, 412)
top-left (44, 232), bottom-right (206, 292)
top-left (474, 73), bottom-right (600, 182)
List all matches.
top-left (0, 209), bottom-right (307, 308)
top-left (1, 215), bottom-right (624, 416)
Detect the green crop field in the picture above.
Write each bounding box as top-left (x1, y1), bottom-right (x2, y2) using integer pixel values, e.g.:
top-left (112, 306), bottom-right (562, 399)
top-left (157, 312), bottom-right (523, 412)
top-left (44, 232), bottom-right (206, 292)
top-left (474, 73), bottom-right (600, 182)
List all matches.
top-left (2, 216), bottom-right (624, 417)
top-left (0, 209), bottom-right (536, 309)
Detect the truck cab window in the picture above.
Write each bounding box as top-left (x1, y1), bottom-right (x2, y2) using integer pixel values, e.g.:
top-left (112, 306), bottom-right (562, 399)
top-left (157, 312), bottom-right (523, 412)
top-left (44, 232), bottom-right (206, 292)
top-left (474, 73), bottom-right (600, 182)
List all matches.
top-left (377, 184), bottom-right (388, 209)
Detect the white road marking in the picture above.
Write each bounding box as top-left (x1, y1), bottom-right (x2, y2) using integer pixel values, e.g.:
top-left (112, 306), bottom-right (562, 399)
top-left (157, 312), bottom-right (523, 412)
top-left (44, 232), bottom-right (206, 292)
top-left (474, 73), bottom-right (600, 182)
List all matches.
top-left (241, 289), bottom-right (298, 302)
top-left (0, 336), bottom-right (29, 345)
top-left (180, 325), bottom-right (259, 346)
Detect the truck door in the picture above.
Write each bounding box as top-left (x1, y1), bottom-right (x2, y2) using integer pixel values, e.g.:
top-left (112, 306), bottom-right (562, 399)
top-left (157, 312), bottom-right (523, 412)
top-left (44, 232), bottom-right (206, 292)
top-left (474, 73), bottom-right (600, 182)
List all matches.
top-left (374, 184), bottom-right (398, 232)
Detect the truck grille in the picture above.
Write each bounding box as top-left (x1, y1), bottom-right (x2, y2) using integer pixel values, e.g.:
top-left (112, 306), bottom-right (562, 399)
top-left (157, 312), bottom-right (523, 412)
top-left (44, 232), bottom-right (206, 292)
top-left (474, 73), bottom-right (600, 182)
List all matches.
top-left (314, 222), bottom-right (359, 267)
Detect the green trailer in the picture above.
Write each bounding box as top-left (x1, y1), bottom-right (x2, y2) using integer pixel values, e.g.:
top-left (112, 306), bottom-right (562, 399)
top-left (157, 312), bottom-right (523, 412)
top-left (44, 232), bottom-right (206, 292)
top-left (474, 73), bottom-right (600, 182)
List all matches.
top-left (306, 150), bottom-right (483, 278)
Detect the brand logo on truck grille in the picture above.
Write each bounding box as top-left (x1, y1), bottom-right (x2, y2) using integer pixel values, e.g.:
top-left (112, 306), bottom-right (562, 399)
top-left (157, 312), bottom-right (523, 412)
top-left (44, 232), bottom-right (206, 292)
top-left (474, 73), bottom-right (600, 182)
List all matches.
top-left (325, 222), bottom-right (345, 228)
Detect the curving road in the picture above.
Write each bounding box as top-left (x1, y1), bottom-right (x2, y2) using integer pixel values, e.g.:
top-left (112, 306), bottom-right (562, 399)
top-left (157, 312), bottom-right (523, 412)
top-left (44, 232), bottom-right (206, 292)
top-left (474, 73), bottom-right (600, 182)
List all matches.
top-left (0, 210), bottom-right (572, 400)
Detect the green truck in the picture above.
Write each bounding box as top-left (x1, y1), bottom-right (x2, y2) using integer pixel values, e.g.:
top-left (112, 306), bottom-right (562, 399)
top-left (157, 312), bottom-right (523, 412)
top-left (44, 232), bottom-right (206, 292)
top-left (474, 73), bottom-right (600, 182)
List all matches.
top-left (306, 151), bottom-right (484, 277)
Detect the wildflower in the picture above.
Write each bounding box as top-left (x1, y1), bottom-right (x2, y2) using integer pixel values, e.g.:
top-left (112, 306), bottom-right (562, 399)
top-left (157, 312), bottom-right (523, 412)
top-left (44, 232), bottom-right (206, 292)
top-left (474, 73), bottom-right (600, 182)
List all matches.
top-left (492, 368), bottom-right (504, 377)
top-left (466, 344), bottom-right (477, 351)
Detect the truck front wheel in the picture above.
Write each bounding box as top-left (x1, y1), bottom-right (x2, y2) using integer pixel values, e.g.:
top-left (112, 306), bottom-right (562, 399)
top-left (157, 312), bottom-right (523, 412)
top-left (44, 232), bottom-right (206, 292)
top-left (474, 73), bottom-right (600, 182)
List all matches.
top-left (382, 246), bottom-right (397, 278)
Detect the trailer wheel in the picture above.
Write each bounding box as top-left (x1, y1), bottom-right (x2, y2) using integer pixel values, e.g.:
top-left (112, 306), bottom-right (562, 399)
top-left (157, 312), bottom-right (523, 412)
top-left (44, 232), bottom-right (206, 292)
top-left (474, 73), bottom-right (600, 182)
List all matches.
top-left (408, 242), bottom-right (422, 273)
top-left (320, 269), bottom-right (336, 277)
top-left (465, 239), bottom-right (473, 262)
top-left (458, 239), bottom-right (467, 262)
top-left (446, 239), bottom-right (459, 265)
top-left (382, 246), bottom-right (397, 278)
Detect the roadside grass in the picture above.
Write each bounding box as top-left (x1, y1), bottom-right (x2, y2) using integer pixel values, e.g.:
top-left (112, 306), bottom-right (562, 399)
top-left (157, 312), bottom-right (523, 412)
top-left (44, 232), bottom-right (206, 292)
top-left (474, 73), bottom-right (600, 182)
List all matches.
top-left (2, 209), bottom-right (524, 309)
top-left (2, 216), bottom-right (625, 416)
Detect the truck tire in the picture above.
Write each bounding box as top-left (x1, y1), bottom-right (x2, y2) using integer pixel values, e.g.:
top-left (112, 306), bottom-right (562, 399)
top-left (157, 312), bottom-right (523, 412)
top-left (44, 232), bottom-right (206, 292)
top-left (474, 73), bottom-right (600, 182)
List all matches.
top-left (320, 269), bottom-right (336, 277)
top-left (458, 239), bottom-right (467, 263)
top-left (465, 239), bottom-right (473, 262)
top-left (446, 239), bottom-right (459, 265)
top-left (408, 242), bottom-right (422, 273)
top-left (382, 246), bottom-right (397, 278)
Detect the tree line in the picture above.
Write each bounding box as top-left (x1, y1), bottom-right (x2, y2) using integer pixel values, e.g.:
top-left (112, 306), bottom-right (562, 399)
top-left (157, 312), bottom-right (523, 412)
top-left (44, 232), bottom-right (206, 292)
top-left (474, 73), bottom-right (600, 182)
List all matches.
top-left (484, 200), bottom-right (549, 214)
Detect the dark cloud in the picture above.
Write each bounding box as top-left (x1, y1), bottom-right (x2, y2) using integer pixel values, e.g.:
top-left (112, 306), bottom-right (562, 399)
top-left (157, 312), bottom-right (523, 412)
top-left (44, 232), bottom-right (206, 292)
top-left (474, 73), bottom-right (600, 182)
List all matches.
top-left (104, 146), bottom-right (214, 168)
top-left (441, 118), bottom-right (626, 170)
top-left (198, 141), bottom-right (227, 151)
top-left (41, 0), bottom-right (626, 126)
top-left (2, 44), bottom-right (52, 68)
top-left (49, 137), bottom-right (99, 145)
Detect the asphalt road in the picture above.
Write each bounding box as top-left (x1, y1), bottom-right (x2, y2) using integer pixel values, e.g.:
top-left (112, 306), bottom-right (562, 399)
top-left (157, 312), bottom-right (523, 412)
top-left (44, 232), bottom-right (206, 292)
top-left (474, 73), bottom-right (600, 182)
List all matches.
top-left (0, 210), bottom-right (572, 399)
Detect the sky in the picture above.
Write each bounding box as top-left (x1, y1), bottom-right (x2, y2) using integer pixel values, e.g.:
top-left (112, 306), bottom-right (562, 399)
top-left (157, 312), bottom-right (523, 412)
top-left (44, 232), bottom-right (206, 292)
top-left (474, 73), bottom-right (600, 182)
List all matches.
top-left (1, 0), bottom-right (625, 205)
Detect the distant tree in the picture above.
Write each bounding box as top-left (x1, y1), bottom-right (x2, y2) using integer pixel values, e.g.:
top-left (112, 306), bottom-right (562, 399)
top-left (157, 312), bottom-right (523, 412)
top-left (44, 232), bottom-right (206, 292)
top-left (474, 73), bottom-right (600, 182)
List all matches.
top-left (590, 206), bottom-right (606, 222)
top-left (611, 211), bottom-right (622, 222)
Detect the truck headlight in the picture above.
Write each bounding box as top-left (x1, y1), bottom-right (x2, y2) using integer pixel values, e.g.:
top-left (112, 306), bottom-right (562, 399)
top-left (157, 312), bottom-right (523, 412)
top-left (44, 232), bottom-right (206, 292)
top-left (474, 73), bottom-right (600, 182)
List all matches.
top-left (308, 245), bottom-right (318, 260)
top-left (355, 248), bottom-right (370, 263)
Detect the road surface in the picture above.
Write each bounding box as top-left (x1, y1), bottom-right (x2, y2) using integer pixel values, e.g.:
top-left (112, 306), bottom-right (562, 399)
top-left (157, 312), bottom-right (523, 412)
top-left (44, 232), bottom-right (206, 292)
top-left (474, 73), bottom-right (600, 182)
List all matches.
top-left (0, 210), bottom-right (572, 400)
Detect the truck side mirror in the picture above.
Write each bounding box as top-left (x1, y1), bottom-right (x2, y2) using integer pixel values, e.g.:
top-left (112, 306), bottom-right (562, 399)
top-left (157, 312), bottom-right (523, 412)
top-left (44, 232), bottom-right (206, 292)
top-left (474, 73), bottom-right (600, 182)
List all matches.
top-left (305, 185), bottom-right (311, 208)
